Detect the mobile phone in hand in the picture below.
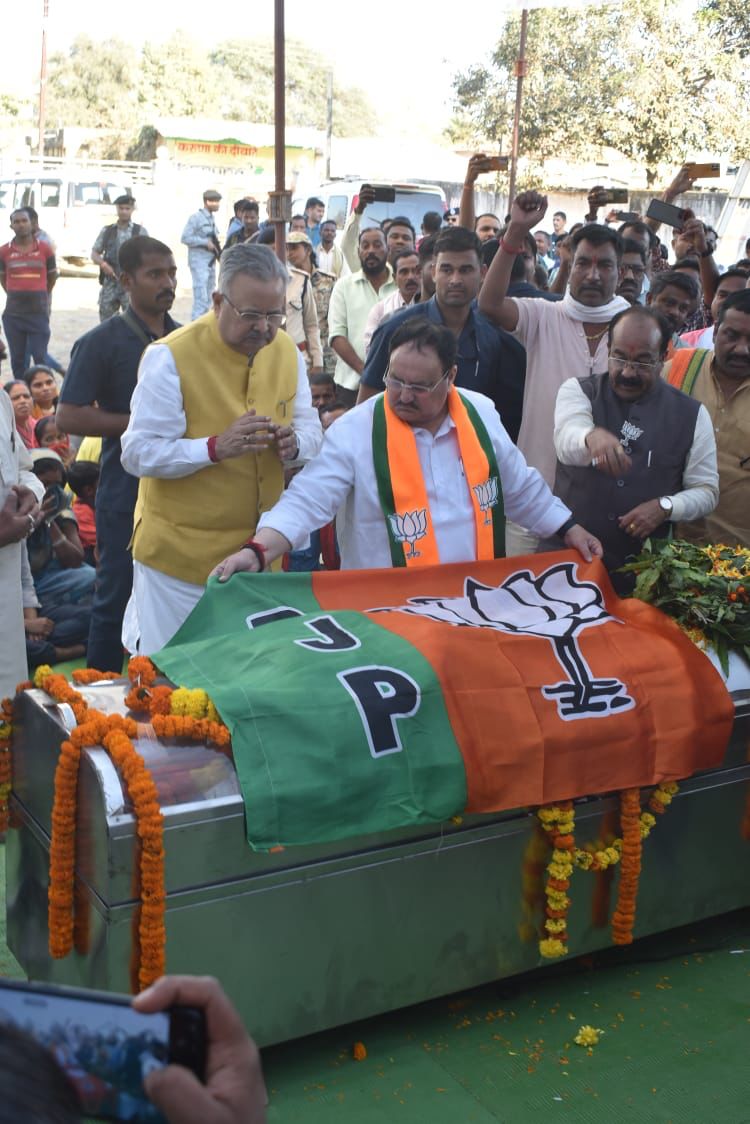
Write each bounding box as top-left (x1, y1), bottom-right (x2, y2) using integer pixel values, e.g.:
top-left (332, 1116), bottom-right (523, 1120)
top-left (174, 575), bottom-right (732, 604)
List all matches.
top-left (0, 978), bottom-right (206, 1123)
top-left (601, 188), bottom-right (629, 205)
top-left (646, 198), bottom-right (689, 228)
top-left (478, 156), bottom-right (509, 172)
top-left (684, 162), bottom-right (720, 178)
top-left (362, 184), bottom-right (397, 203)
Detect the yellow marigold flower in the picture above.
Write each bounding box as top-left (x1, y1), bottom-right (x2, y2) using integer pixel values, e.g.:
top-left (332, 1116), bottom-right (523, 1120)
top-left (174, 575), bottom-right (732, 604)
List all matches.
top-left (545, 919), bottom-right (567, 933)
top-left (33, 665), bottom-right (53, 688)
top-left (0, 723), bottom-right (11, 740)
top-left (546, 893), bottom-right (571, 909)
top-left (574, 851), bottom-right (593, 870)
top-left (574, 1025), bottom-right (604, 1047)
top-left (540, 938), bottom-right (567, 959)
top-left (663, 782), bottom-right (679, 795)
top-left (640, 812), bottom-right (656, 830)
top-left (538, 808), bottom-right (559, 824)
top-left (548, 861), bottom-right (572, 881)
top-left (205, 700), bottom-right (220, 723)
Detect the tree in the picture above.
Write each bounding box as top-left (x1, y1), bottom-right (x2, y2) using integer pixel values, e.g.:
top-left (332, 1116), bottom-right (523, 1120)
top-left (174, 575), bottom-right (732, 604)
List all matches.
top-left (700, 0), bottom-right (750, 56)
top-left (209, 39), bottom-right (377, 137)
top-left (139, 32), bottom-right (236, 120)
top-left (45, 36), bottom-right (139, 154)
top-left (451, 0), bottom-right (750, 187)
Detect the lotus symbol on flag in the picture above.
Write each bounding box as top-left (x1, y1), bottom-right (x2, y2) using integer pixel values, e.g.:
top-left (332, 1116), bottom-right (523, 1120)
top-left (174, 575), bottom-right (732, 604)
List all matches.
top-left (473, 477), bottom-right (499, 525)
top-left (387, 562), bottom-right (634, 721)
top-left (389, 509), bottom-right (428, 560)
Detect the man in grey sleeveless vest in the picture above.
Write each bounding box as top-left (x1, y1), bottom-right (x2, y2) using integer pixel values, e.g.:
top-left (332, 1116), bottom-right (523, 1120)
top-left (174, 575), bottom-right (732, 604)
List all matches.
top-left (548, 306), bottom-right (719, 588)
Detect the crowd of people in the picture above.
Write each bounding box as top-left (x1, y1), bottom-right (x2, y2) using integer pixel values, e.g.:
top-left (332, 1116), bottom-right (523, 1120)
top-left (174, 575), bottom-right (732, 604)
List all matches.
top-left (0, 155), bottom-right (749, 1123)
top-left (1, 158), bottom-right (749, 689)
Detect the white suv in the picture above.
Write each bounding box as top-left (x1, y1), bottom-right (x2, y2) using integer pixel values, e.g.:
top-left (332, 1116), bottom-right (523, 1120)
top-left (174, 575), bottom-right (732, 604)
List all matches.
top-left (293, 179), bottom-right (446, 231)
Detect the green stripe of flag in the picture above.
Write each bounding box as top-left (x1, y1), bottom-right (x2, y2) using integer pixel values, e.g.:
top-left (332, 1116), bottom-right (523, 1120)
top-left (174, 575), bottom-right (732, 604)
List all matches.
top-left (155, 573), bottom-right (467, 850)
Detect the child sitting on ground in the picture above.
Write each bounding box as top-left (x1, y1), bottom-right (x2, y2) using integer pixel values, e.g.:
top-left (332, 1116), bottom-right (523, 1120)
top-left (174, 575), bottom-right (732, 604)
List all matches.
top-left (66, 459), bottom-right (100, 568)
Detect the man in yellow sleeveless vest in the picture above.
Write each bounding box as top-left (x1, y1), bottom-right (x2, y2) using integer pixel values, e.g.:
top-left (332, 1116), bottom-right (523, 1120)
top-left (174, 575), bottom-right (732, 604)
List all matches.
top-left (121, 243), bottom-right (322, 653)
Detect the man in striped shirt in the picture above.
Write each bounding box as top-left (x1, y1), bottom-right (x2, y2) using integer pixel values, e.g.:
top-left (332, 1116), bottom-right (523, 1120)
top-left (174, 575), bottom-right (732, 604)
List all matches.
top-left (0, 209), bottom-right (57, 378)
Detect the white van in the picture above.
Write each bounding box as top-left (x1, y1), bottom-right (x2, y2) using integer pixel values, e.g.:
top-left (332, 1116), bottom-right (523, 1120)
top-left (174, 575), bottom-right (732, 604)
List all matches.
top-left (293, 179), bottom-right (447, 232)
top-left (0, 174), bottom-right (131, 268)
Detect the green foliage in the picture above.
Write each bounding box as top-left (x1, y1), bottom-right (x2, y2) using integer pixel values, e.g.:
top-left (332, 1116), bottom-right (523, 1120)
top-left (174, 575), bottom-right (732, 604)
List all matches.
top-left (700, 0), bottom-right (750, 56)
top-left (210, 38), bottom-right (377, 137)
top-left (451, 0), bottom-right (750, 184)
top-left (40, 35), bottom-right (377, 158)
top-left (622, 539), bottom-right (750, 674)
top-left (45, 36), bottom-right (139, 135)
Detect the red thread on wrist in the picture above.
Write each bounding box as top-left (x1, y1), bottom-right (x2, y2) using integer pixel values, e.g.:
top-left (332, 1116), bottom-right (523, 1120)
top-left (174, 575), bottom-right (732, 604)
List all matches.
top-left (241, 539), bottom-right (268, 572)
top-left (207, 436), bottom-right (219, 463)
top-left (499, 238), bottom-right (525, 255)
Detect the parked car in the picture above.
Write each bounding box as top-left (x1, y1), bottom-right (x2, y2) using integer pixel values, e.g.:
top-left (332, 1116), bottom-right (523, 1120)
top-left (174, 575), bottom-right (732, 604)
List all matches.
top-left (0, 174), bottom-right (131, 270)
top-left (293, 179), bottom-right (447, 231)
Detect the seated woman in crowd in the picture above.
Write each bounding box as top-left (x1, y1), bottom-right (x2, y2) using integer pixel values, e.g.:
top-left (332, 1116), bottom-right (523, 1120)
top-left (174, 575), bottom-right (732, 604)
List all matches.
top-left (4, 379), bottom-right (37, 448)
top-left (35, 414), bottom-right (74, 468)
top-left (22, 543), bottom-right (88, 667)
top-left (27, 448), bottom-right (96, 612)
top-left (24, 364), bottom-right (58, 419)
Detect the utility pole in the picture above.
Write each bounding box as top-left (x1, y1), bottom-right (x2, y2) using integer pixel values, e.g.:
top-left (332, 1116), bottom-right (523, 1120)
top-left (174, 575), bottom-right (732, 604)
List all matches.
top-left (269, 0), bottom-right (291, 264)
top-left (37, 0), bottom-right (49, 159)
top-left (507, 7), bottom-right (529, 205)
top-left (325, 70), bottom-right (333, 180)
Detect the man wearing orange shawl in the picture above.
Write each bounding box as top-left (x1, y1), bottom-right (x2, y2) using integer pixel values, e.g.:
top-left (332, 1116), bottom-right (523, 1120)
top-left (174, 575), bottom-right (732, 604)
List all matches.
top-left (212, 319), bottom-right (602, 578)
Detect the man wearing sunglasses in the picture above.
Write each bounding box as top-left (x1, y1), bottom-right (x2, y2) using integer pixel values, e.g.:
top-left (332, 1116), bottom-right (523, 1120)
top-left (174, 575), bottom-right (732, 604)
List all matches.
top-left (550, 305), bottom-right (718, 586)
top-left (120, 243), bottom-right (322, 654)
top-left (211, 318), bottom-right (601, 580)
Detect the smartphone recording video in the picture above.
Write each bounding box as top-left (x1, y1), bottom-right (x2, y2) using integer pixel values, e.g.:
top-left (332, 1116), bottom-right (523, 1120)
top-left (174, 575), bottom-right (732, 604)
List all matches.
top-left (645, 198), bottom-right (689, 228)
top-left (0, 980), bottom-right (205, 1123)
top-left (602, 188), bottom-right (629, 205)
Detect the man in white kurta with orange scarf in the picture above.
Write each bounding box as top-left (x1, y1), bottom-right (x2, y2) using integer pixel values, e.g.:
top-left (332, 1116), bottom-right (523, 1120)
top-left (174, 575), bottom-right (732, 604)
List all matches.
top-left (212, 319), bottom-right (602, 581)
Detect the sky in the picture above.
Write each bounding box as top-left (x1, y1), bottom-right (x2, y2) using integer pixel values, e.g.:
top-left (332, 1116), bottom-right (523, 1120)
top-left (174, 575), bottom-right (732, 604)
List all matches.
top-left (4, 0), bottom-right (501, 134)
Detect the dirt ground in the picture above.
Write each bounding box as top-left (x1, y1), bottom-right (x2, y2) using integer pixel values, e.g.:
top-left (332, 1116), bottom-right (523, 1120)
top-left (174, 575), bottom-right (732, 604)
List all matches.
top-left (1, 276), bottom-right (195, 379)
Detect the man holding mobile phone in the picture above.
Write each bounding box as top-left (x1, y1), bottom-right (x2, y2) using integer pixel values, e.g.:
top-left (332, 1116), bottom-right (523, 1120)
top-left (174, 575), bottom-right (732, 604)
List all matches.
top-left (135, 976), bottom-right (266, 1124)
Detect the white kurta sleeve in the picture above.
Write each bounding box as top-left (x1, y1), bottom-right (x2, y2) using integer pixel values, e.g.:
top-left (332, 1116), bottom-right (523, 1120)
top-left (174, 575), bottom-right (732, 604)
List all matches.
top-left (474, 393), bottom-right (572, 538)
top-left (554, 378), bottom-right (595, 467)
top-left (290, 351), bottom-right (323, 464)
top-left (120, 345), bottom-right (214, 478)
top-left (669, 404), bottom-right (719, 523)
top-left (258, 415), bottom-right (356, 549)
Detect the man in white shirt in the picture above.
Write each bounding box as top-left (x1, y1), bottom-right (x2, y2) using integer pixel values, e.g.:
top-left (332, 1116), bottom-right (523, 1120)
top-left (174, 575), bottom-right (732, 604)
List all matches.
top-left (478, 190), bottom-right (630, 554)
top-left (550, 305), bottom-right (717, 586)
top-left (121, 244), bottom-right (322, 653)
top-left (363, 248), bottom-right (421, 353)
top-left (316, 220), bottom-right (346, 279)
top-left (328, 227), bottom-right (396, 404)
top-left (211, 319), bottom-right (602, 580)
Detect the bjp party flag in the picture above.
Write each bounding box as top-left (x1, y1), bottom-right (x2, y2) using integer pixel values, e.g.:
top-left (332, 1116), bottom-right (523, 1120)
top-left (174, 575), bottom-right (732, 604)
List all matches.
top-left (154, 554), bottom-right (733, 851)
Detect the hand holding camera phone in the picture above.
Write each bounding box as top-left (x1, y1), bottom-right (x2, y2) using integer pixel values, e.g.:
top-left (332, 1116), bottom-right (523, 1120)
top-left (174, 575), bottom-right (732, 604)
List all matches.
top-left (0, 978), bottom-right (206, 1123)
top-left (645, 198), bottom-right (689, 228)
top-left (476, 155), bottom-right (509, 173)
top-left (361, 183), bottom-right (396, 203)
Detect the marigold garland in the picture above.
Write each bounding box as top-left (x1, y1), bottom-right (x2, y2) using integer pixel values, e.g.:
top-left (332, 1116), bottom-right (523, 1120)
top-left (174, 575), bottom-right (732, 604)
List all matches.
top-left (30, 660), bottom-right (229, 990)
top-left (0, 698), bottom-right (14, 833)
top-left (537, 801), bottom-right (575, 958)
top-left (535, 783), bottom-right (680, 958)
top-left (611, 788), bottom-right (643, 946)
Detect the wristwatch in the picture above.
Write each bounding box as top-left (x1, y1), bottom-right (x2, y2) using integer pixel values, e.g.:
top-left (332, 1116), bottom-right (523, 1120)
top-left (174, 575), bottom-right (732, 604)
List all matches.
top-left (659, 496), bottom-right (673, 516)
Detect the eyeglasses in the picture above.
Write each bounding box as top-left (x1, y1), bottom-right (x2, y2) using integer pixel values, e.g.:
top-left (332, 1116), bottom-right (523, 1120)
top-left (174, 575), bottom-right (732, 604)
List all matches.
top-left (619, 264), bottom-right (646, 278)
top-left (222, 294), bottom-right (285, 327)
top-left (608, 356), bottom-right (663, 376)
top-left (384, 366), bottom-right (452, 397)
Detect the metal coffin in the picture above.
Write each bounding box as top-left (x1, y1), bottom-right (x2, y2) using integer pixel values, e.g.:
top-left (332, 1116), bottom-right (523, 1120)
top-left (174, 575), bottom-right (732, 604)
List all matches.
top-left (6, 655), bottom-right (750, 1048)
